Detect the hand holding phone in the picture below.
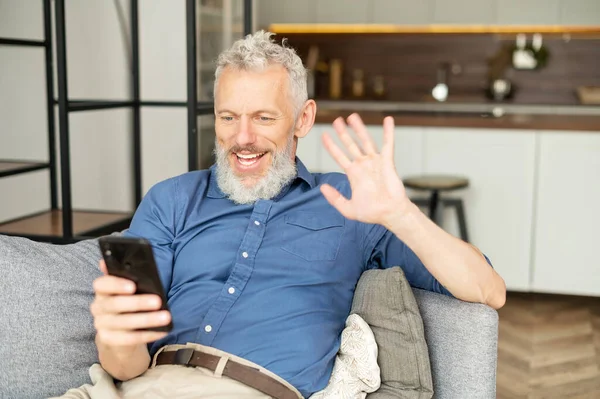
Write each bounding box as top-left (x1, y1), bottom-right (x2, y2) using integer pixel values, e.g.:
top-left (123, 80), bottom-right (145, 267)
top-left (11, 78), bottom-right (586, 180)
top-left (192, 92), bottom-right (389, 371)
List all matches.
top-left (91, 236), bottom-right (173, 349)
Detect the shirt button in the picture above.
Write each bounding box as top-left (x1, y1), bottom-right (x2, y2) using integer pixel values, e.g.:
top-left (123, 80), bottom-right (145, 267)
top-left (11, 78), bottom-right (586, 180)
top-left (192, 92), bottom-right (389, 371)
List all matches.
top-left (242, 252), bottom-right (248, 258)
top-left (228, 287), bottom-right (236, 294)
top-left (254, 220), bottom-right (260, 226)
top-left (204, 325), bottom-right (212, 333)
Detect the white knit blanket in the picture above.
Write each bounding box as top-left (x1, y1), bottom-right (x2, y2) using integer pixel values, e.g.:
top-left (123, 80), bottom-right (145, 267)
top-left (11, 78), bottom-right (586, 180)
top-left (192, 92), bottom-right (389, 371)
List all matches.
top-left (310, 314), bottom-right (381, 399)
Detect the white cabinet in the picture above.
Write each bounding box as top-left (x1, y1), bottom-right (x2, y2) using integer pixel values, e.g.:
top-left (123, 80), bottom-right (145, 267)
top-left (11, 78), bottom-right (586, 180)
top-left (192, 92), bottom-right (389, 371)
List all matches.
top-left (300, 124), bottom-right (424, 177)
top-left (256, 0), bottom-right (317, 28)
top-left (422, 128), bottom-right (537, 292)
top-left (532, 131), bottom-right (600, 296)
top-left (256, 0), bottom-right (594, 26)
top-left (298, 123), bottom-right (600, 296)
top-left (496, 0), bottom-right (560, 25)
top-left (371, 0), bottom-right (432, 24)
top-left (432, 0), bottom-right (496, 24)
top-left (559, 0), bottom-right (600, 25)
top-left (296, 124), bottom-right (326, 172)
top-left (315, 0), bottom-right (372, 24)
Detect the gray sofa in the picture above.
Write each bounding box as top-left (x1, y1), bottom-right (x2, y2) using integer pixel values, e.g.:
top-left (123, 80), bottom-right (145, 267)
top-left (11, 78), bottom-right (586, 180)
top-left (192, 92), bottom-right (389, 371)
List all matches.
top-left (0, 235), bottom-right (498, 399)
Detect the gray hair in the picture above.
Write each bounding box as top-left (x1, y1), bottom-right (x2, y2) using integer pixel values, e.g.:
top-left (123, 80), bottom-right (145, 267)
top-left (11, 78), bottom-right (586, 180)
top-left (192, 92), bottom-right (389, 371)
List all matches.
top-left (214, 30), bottom-right (308, 117)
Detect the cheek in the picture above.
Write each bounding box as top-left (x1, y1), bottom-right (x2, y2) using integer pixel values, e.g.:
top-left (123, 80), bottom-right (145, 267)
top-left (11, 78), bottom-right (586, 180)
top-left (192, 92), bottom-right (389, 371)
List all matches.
top-left (215, 126), bottom-right (235, 145)
top-left (263, 125), bottom-right (293, 147)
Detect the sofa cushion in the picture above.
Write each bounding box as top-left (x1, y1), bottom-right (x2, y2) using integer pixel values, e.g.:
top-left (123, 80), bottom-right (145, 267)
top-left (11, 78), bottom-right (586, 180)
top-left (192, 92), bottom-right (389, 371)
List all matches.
top-left (0, 235), bottom-right (102, 399)
top-left (351, 267), bottom-right (434, 399)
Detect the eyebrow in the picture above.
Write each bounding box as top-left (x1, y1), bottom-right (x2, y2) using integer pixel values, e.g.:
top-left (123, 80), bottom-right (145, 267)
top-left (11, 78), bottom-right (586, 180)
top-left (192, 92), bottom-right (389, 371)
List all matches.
top-left (216, 109), bottom-right (281, 116)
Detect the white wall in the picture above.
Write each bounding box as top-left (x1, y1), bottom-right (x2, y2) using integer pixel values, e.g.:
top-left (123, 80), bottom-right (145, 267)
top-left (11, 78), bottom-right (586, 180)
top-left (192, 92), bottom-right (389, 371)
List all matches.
top-left (0, 0), bottom-right (189, 223)
top-left (257, 0), bottom-right (600, 27)
top-left (138, 0), bottom-right (188, 193)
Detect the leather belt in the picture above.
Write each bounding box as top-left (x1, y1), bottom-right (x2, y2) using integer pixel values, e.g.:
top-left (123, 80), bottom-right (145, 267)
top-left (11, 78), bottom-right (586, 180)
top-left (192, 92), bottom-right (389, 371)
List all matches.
top-left (155, 348), bottom-right (300, 399)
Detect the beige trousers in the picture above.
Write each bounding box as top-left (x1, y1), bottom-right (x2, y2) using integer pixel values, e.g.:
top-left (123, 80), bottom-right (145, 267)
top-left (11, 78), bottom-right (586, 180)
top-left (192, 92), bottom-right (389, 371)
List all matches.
top-left (54, 342), bottom-right (304, 399)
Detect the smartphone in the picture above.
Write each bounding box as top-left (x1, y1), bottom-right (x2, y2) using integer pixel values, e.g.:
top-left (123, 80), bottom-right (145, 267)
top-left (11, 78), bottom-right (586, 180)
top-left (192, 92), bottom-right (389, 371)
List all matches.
top-left (98, 236), bottom-right (173, 332)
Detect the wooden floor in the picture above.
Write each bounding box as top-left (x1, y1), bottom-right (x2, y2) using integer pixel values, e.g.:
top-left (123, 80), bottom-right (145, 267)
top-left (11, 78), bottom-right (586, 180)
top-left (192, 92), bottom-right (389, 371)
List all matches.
top-left (497, 292), bottom-right (600, 399)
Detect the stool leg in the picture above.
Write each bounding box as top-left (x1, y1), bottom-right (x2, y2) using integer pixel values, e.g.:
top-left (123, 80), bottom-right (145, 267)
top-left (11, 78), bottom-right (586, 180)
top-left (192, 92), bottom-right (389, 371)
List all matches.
top-left (428, 190), bottom-right (440, 224)
top-left (454, 199), bottom-right (469, 242)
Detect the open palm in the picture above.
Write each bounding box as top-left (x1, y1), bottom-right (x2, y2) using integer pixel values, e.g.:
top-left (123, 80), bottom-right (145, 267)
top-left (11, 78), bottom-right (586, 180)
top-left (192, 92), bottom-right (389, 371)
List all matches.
top-left (320, 113), bottom-right (411, 226)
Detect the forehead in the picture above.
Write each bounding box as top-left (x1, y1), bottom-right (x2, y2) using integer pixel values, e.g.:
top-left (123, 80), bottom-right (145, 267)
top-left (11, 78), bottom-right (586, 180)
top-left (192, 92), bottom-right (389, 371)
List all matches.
top-left (215, 65), bottom-right (292, 111)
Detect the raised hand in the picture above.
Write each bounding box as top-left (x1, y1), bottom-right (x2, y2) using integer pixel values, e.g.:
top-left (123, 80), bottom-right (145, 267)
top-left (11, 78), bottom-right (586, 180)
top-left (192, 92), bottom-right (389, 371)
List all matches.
top-left (320, 113), bottom-right (412, 228)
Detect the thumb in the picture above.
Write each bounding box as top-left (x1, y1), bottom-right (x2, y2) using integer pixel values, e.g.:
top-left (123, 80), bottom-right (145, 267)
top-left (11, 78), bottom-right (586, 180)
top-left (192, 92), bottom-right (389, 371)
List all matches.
top-left (320, 184), bottom-right (355, 220)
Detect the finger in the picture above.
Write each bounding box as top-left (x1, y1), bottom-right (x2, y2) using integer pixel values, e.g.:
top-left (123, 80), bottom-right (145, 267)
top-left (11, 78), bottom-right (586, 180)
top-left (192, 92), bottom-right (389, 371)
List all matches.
top-left (93, 275), bottom-right (136, 296)
top-left (99, 259), bottom-right (108, 275)
top-left (382, 116), bottom-right (395, 159)
top-left (91, 294), bottom-right (163, 316)
top-left (322, 132), bottom-right (352, 170)
top-left (320, 184), bottom-right (355, 220)
top-left (346, 113), bottom-right (378, 155)
top-left (333, 117), bottom-right (364, 160)
top-left (96, 329), bottom-right (169, 346)
top-left (95, 310), bottom-right (172, 331)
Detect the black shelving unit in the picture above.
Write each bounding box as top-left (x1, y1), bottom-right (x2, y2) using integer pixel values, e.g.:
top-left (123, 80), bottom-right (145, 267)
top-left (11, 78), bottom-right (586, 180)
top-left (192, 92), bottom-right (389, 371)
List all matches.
top-left (0, 0), bottom-right (62, 241)
top-left (0, 0), bottom-right (252, 244)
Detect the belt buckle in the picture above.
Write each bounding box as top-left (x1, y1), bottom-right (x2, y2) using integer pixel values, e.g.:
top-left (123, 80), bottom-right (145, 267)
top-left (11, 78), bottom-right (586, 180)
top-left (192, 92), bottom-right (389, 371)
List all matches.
top-left (173, 348), bottom-right (195, 366)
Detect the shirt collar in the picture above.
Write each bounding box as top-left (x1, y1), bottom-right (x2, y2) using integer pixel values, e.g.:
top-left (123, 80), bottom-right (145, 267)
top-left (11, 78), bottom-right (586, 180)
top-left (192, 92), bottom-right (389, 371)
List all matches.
top-left (207, 157), bottom-right (316, 200)
top-left (295, 157), bottom-right (317, 189)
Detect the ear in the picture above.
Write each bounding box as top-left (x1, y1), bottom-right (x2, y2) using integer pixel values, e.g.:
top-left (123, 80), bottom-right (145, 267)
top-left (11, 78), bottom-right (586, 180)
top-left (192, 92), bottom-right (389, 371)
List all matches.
top-left (294, 100), bottom-right (317, 139)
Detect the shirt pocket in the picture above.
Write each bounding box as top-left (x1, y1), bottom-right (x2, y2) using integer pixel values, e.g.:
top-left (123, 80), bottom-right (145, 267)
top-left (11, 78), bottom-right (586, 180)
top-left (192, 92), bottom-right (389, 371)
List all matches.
top-left (281, 212), bottom-right (345, 261)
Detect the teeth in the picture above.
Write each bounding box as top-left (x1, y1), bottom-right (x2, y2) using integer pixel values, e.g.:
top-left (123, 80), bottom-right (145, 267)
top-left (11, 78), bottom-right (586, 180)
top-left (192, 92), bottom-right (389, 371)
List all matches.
top-left (236, 153), bottom-right (263, 159)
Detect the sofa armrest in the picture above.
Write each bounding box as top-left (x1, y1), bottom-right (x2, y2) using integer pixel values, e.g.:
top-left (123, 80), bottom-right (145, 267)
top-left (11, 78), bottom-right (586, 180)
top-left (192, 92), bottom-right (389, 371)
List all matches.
top-left (412, 288), bottom-right (498, 399)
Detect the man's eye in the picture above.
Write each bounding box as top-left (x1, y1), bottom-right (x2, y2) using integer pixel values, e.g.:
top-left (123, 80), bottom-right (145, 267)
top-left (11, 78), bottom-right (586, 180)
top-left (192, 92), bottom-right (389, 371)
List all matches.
top-left (258, 116), bottom-right (274, 122)
top-left (220, 116), bottom-right (234, 122)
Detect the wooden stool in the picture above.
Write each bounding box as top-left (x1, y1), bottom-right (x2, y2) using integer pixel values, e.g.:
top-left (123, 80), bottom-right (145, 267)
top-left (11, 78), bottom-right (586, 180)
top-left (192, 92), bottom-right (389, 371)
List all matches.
top-left (403, 174), bottom-right (470, 242)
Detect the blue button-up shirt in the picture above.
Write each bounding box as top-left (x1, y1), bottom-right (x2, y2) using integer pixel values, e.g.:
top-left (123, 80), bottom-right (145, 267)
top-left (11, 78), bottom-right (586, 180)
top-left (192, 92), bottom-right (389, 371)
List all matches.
top-left (124, 159), bottom-right (451, 397)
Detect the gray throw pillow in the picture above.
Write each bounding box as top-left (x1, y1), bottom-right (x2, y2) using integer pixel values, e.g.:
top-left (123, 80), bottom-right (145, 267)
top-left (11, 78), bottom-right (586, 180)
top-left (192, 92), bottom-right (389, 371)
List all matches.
top-left (0, 235), bottom-right (102, 399)
top-left (351, 267), bottom-right (434, 399)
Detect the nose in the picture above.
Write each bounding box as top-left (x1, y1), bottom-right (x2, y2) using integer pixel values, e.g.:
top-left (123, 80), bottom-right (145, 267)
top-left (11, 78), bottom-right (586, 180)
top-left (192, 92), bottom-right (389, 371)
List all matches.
top-left (234, 115), bottom-right (256, 147)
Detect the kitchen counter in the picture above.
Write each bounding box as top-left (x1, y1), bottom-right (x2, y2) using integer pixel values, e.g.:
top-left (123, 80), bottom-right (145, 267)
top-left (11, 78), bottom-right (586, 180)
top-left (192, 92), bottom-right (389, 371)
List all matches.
top-left (314, 101), bottom-right (600, 131)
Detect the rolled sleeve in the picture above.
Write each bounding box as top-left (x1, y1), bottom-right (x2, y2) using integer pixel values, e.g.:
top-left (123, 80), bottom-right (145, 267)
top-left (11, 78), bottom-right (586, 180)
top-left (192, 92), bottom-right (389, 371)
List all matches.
top-left (366, 228), bottom-right (453, 297)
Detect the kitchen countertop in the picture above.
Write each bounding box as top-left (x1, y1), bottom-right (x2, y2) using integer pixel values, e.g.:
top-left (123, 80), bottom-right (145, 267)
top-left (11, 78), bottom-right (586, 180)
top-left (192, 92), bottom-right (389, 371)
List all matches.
top-left (314, 101), bottom-right (600, 131)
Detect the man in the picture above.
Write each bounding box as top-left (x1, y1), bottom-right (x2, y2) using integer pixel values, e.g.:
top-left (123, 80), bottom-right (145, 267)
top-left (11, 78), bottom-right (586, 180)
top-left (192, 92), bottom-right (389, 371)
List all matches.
top-left (89, 31), bottom-right (505, 398)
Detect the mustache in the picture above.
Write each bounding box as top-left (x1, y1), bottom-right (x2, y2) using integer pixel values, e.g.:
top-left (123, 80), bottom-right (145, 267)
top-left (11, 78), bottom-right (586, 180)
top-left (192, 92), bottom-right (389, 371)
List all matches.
top-left (226, 145), bottom-right (272, 154)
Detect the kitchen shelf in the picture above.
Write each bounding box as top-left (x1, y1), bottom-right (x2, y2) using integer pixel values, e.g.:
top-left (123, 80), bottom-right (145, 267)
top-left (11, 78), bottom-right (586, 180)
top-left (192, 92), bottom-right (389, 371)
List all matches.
top-left (269, 24), bottom-right (600, 36)
top-left (67, 100), bottom-right (134, 112)
top-left (0, 210), bottom-right (132, 241)
top-left (0, 161), bottom-right (50, 178)
top-left (314, 108), bottom-right (600, 132)
top-left (0, 38), bottom-right (45, 47)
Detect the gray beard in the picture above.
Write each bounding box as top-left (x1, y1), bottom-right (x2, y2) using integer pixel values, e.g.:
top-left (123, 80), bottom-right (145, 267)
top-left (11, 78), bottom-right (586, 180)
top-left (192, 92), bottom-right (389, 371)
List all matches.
top-left (213, 135), bottom-right (297, 205)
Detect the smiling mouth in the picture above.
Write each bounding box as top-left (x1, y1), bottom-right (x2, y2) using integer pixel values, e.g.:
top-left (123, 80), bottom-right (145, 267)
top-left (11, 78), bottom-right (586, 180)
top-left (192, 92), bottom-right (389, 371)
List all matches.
top-left (235, 152), bottom-right (266, 166)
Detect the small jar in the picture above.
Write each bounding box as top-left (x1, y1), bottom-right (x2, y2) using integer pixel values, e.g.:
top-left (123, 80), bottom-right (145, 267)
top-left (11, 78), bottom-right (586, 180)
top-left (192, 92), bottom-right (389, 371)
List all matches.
top-left (352, 69), bottom-right (365, 98)
top-left (373, 75), bottom-right (386, 98)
